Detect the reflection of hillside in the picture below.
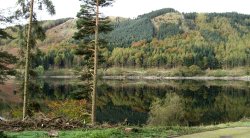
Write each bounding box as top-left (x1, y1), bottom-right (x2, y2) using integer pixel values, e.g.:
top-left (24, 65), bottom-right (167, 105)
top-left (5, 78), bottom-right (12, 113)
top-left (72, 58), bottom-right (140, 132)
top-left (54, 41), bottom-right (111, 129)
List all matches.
top-left (102, 80), bottom-right (250, 91)
top-left (100, 80), bottom-right (250, 125)
top-left (97, 105), bottom-right (148, 125)
top-left (214, 93), bottom-right (250, 121)
top-left (0, 80), bottom-right (21, 103)
top-left (181, 91), bottom-right (250, 126)
top-left (97, 83), bottom-right (162, 110)
top-left (1, 79), bottom-right (250, 125)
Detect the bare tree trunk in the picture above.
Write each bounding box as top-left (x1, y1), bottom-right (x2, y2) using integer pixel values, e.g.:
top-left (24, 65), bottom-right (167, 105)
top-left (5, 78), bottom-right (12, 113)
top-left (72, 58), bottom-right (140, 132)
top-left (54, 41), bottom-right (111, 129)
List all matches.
top-left (23, 0), bottom-right (34, 121)
top-left (92, 0), bottom-right (99, 125)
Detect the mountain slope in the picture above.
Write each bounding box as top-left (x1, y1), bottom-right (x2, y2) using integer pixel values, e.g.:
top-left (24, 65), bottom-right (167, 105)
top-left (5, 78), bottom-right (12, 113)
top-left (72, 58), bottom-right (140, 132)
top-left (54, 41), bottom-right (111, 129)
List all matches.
top-left (2, 8), bottom-right (250, 51)
top-left (107, 9), bottom-right (250, 69)
top-left (0, 18), bottom-right (76, 55)
top-left (107, 8), bottom-right (250, 48)
top-left (1, 8), bottom-right (250, 69)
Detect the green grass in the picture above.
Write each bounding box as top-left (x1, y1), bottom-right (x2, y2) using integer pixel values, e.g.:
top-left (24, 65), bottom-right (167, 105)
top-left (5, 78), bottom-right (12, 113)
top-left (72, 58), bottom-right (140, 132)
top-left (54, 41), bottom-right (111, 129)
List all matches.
top-left (59, 129), bottom-right (125, 138)
top-left (4, 131), bottom-right (48, 138)
top-left (4, 121), bottom-right (250, 138)
top-left (4, 129), bottom-right (125, 138)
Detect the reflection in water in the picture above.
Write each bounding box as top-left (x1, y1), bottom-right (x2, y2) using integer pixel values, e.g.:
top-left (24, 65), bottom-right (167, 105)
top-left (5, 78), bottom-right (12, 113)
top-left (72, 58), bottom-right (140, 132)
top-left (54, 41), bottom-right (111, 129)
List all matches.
top-left (0, 79), bottom-right (250, 126)
top-left (96, 80), bottom-right (250, 126)
top-left (147, 93), bottom-right (185, 126)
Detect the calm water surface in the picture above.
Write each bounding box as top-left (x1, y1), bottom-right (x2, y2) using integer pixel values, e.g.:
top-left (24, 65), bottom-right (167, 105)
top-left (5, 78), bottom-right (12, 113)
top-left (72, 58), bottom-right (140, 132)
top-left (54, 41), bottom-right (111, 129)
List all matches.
top-left (0, 79), bottom-right (250, 126)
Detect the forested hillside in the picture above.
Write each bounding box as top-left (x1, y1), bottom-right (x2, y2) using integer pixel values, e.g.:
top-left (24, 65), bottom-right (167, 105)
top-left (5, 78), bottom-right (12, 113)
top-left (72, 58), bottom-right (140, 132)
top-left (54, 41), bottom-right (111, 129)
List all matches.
top-left (1, 8), bottom-right (250, 70)
top-left (107, 8), bottom-right (250, 69)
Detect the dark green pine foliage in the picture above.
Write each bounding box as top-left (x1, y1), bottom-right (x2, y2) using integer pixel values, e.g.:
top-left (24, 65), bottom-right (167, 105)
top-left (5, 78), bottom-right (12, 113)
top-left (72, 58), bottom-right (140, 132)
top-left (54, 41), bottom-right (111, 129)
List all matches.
top-left (157, 23), bottom-right (183, 40)
top-left (73, 0), bottom-right (113, 81)
top-left (107, 8), bottom-right (179, 49)
top-left (74, 0), bottom-right (114, 125)
top-left (201, 29), bottom-right (226, 43)
top-left (108, 18), bottom-right (154, 48)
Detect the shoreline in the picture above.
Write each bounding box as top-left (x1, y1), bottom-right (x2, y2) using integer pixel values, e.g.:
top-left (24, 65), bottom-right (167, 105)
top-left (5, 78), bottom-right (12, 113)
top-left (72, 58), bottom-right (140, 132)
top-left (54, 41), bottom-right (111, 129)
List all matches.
top-left (38, 75), bottom-right (250, 81)
top-left (39, 75), bottom-right (80, 79)
top-left (102, 76), bottom-right (250, 81)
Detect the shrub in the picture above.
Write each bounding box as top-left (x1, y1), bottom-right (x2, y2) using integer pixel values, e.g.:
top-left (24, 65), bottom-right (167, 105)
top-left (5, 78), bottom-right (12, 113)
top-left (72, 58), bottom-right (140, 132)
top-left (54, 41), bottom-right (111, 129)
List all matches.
top-left (34, 65), bottom-right (45, 76)
top-left (173, 65), bottom-right (204, 77)
top-left (47, 99), bottom-right (90, 123)
top-left (188, 65), bottom-right (203, 76)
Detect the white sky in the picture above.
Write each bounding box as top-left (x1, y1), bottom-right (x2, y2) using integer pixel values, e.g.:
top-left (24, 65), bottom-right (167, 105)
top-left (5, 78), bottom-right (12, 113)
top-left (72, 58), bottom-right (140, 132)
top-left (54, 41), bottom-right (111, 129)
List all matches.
top-left (0, 0), bottom-right (250, 21)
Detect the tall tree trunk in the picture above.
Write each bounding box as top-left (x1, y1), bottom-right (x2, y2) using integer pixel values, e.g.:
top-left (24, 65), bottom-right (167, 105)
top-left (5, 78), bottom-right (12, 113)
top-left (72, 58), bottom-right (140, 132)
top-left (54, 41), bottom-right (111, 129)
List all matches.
top-left (92, 0), bottom-right (99, 125)
top-left (23, 0), bottom-right (34, 121)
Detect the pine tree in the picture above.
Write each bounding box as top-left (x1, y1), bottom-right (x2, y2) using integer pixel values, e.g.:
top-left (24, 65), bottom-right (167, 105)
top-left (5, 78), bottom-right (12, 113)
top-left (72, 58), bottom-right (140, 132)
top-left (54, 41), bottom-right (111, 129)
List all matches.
top-left (17, 0), bottom-right (55, 121)
top-left (73, 0), bottom-right (113, 125)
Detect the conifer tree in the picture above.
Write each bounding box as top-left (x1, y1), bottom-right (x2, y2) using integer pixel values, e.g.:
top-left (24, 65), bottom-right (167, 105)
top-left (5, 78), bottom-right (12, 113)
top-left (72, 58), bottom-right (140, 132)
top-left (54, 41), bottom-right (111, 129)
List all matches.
top-left (17, 0), bottom-right (55, 121)
top-left (74, 0), bottom-right (113, 125)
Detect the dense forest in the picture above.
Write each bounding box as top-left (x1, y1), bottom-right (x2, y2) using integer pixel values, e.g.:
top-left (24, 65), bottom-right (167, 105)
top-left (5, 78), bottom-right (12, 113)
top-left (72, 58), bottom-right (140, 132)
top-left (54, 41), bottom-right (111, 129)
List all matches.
top-left (107, 9), bottom-right (250, 69)
top-left (1, 8), bottom-right (250, 71)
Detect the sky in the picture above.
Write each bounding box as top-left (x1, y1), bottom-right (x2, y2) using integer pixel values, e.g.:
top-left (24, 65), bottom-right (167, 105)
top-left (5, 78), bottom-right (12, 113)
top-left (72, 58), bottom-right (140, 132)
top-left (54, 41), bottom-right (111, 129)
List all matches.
top-left (0, 0), bottom-right (250, 21)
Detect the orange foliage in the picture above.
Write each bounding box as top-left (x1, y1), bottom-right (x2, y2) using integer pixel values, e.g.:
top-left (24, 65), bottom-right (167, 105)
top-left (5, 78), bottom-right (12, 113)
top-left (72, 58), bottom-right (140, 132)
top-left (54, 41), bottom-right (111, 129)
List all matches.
top-left (131, 39), bottom-right (147, 47)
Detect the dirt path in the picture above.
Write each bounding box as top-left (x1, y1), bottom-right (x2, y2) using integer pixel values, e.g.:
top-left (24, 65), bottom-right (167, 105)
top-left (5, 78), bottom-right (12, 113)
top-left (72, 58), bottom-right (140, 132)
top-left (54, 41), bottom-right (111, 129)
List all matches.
top-left (178, 127), bottom-right (250, 138)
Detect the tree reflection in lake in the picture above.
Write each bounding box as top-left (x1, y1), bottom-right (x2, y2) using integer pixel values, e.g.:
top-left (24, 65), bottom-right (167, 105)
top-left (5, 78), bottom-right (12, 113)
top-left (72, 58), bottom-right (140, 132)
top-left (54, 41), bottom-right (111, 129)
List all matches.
top-left (147, 93), bottom-right (185, 126)
top-left (0, 79), bottom-right (250, 126)
top-left (96, 80), bottom-right (250, 126)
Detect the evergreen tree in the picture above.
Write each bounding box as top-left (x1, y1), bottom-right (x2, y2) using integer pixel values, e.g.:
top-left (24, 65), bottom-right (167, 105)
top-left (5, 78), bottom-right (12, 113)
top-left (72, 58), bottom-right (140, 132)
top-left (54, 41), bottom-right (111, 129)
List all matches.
top-left (17, 0), bottom-right (55, 121)
top-left (73, 0), bottom-right (113, 125)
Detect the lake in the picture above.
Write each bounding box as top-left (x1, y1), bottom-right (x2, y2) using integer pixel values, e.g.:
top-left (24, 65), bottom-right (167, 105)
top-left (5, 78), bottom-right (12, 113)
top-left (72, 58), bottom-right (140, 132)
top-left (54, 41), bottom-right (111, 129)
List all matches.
top-left (0, 78), bottom-right (250, 126)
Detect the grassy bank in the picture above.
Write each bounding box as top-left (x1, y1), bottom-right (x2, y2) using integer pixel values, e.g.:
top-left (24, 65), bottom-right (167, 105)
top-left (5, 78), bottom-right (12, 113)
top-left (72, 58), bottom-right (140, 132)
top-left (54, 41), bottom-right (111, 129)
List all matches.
top-left (3, 120), bottom-right (250, 138)
top-left (100, 67), bottom-right (250, 77)
top-left (42, 67), bottom-right (250, 78)
top-left (44, 69), bottom-right (79, 76)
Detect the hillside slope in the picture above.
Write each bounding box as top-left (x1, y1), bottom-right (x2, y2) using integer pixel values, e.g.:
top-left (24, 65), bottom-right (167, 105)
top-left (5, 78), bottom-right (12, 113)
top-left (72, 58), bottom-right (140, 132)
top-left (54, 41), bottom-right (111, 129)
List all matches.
top-left (0, 18), bottom-right (76, 55)
top-left (107, 9), bottom-right (250, 69)
top-left (1, 8), bottom-right (250, 69)
top-left (2, 8), bottom-right (250, 51)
